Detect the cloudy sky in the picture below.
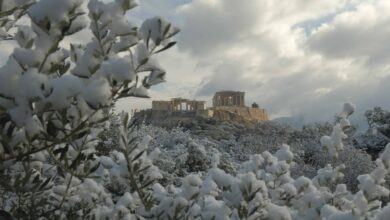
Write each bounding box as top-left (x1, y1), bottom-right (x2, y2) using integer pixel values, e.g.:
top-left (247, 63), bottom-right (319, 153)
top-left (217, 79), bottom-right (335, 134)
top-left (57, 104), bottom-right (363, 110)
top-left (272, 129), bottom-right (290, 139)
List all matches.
top-left (1, 0), bottom-right (389, 125)
top-left (116, 0), bottom-right (390, 125)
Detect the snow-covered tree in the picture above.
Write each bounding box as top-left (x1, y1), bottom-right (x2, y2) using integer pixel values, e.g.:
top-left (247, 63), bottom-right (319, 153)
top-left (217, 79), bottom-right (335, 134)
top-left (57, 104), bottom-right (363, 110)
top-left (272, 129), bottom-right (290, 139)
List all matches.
top-left (353, 107), bottom-right (390, 159)
top-left (0, 0), bottom-right (178, 218)
top-left (365, 107), bottom-right (390, 137)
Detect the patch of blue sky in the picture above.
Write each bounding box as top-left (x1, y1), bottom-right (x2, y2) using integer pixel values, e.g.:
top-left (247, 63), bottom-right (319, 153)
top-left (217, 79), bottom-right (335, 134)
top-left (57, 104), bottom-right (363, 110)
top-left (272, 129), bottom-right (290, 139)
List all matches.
top-left (293, 2), bottom-right (360, 36)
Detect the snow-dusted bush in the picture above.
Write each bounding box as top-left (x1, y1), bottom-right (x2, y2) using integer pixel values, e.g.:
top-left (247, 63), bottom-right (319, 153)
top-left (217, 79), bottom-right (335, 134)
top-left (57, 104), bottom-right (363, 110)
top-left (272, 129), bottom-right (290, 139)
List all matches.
top-left (144, 103), bottom-right (390, 219)
top-left (136, 124), bottom-right (193, 150)
top-left (0, 0), bottom-right (179, 218)
top-left (125, 113), bottom-right (375, 192)
top-left (94, 104), bottom-right (390, 219)
top-left (97, 111), bottom-right (121, 155)
top-left (138, 103), bottom-right (390, 219)
top-left (354, 106), bottom-right (390, 159)
top-left (365, 107), bottom-right (390, 138)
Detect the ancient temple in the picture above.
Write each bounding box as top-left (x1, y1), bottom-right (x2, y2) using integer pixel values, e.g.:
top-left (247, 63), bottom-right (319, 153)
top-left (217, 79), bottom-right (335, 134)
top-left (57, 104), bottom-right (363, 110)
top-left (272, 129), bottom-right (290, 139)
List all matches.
top-left (210, 91), bottom-right (268, 121)
top-left (148, 91), bottom-right (268, 122)
top-left (213, 91), bottom-right (245, 107)
top-left (152, 98), bottom-right (206, 112)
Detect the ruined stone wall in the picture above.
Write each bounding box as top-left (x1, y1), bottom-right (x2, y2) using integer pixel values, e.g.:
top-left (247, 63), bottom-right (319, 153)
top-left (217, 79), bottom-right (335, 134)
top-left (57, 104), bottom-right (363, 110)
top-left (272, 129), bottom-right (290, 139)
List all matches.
top-left (196, 109), bottom-right (214, 118)
top-left (212, 106), bottom-right (268, 121)
top-left (248, 108), bottom-right (268, 121)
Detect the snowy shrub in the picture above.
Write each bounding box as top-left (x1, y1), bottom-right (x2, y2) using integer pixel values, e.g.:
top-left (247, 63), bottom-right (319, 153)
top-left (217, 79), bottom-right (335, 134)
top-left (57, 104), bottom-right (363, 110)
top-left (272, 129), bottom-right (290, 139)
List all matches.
top-left (108, 103), bottom-right (390, 219)
top-left (185, 141), bottom-right (208, 172)
top-left (365, 106), bottom-right (390, 138)
top-left (140, 103), bottom-right (390, 219)
top-left (354, 106), bottom-right (390, 158)
top-left (97, 111), bottom-right (121, 155)
top-left (0, 0), bottom-right (179, 218)
top-left (136, 124), bottom-right (193, 149)
top-left (134, 114), bottom-right (376, 192)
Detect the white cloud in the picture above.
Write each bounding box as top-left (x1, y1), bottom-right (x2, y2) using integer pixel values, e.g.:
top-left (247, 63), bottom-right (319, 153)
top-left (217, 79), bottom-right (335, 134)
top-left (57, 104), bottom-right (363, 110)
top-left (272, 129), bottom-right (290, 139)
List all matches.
top-left (307, 0), bottom-right (390, 67)
top-left (160, 0), bottom-right (390, 122)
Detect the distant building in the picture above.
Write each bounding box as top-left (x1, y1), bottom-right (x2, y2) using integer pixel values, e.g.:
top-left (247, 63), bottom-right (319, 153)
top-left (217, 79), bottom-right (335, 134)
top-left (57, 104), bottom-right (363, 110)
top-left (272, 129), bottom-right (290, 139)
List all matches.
top-left (147, 91), bottom-right (268, 122)
top-left (213, 91), bottom-right (245, 107)
top-left (210, 90), bottom-right (268, 121)
top-left (152, 98), bottom-right (206, 112)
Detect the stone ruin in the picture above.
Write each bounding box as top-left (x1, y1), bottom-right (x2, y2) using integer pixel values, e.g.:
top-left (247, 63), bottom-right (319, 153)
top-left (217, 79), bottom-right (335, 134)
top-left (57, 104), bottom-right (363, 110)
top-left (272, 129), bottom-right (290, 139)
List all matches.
top-left (213, 91), bottom-right (245, 107)
top-left (210, 91), bottom-right (268, 122)
top-left (143, 91), bottom-right (268, 123)
top-left (152, 98), bottom-right (206, 112)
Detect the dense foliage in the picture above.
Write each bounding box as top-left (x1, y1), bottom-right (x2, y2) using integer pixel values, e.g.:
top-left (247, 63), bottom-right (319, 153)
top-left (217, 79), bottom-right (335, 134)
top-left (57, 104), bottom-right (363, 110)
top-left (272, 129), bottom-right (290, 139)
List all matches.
top-left (0, 0), bottom-right (179, 219)
top-left (124, 118), bottom-right (374, 193)
top-left (365, 107), bottom-right (390, 138)
top-left (352, 107), bottom-right (390, 158)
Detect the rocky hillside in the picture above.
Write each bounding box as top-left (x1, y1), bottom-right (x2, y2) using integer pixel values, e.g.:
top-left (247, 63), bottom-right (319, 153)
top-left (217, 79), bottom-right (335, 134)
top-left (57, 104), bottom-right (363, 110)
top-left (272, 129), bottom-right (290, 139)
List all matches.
top-left (134, 107), bottom-right (265, 130)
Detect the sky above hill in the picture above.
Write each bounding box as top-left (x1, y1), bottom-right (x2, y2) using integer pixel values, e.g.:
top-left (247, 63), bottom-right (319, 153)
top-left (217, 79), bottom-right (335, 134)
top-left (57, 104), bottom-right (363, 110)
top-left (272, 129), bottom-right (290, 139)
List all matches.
top-left (1, 0), bottom-right (389, 124)
top-left (116, 0), bottom-right (390, 124)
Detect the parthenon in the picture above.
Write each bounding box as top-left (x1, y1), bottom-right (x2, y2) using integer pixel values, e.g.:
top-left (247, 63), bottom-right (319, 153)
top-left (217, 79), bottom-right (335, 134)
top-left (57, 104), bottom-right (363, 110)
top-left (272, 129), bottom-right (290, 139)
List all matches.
top-left (213, 91), bottom-right (245, 107)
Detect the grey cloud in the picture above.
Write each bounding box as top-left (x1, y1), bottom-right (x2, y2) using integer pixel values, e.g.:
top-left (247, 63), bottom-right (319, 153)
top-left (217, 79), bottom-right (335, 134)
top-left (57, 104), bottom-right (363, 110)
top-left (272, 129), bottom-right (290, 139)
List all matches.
top-left (176, 0), bottom-right (353, 57)
top-left (258, 71), bottom-right (390, 122)
top-left (195, 59), bottom-right (263, 97)
top-left (307, 2), bottom-right (390, 66)
top-left (116, 0), bottom-right (390, 124)
top-left (177, 0), bottom-right (261, 56)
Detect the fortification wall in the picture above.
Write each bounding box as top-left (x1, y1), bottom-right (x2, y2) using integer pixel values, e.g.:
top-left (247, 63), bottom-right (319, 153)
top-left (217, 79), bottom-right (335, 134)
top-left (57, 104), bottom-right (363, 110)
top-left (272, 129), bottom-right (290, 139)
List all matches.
top-left (212, 106), bottom-right (268, 121)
